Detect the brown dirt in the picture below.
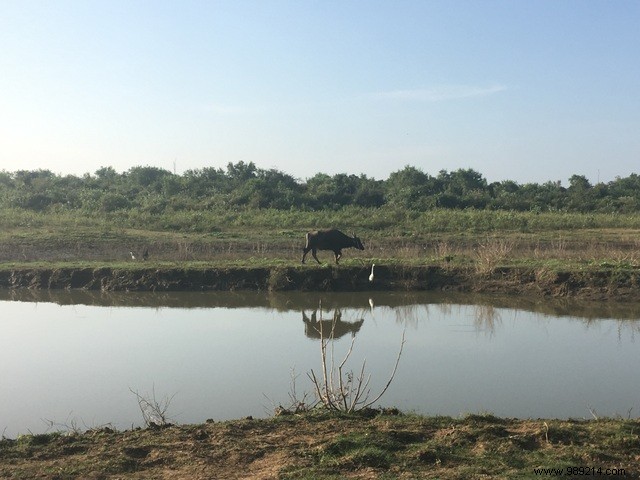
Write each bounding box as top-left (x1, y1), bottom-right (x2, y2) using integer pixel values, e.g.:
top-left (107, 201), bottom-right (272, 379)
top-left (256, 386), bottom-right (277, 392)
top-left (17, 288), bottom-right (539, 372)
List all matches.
top-left (2, 413), bottom-right (639, 479)
top-left (1, 264), bottom-right (640, 302)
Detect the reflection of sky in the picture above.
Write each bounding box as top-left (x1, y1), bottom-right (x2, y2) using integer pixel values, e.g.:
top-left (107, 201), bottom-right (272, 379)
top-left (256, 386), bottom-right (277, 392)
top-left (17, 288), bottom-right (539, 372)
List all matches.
top-left (386, 304), bottom-right (639, 420)
top-left (1, 297), bottom-right (639, 438)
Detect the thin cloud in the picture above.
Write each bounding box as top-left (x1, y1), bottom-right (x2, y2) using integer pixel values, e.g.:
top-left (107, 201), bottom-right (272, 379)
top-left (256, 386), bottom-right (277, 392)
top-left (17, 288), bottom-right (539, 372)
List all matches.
top-left (373, 84), bottom-right (507, 102)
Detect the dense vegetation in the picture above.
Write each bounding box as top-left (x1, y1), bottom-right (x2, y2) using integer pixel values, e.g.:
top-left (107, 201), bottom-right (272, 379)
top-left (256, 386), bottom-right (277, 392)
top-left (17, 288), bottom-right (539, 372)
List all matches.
top-left (2, 163), bottom-right (640, 217)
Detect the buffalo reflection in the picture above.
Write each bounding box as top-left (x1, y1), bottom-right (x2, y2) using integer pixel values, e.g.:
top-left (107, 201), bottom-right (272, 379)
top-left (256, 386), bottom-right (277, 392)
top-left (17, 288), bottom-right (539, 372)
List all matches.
top-left (302, 308), bottom-right (364, 340)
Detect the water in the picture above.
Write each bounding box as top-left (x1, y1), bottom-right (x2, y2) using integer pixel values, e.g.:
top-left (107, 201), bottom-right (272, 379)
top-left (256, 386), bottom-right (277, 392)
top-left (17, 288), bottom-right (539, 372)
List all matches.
top-left (1, 289), bottom-right (639, 438)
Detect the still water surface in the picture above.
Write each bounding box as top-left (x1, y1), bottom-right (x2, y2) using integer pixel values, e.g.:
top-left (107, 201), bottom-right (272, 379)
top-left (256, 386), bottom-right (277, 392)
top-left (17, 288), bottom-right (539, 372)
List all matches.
top-left (1, 289), bottom-right (639, 437)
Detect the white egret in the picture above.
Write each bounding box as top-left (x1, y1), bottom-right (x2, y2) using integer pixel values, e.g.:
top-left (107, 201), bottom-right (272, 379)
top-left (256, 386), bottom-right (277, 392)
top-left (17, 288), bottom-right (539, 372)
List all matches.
top-left (369, 264), bottom-right (375, 282)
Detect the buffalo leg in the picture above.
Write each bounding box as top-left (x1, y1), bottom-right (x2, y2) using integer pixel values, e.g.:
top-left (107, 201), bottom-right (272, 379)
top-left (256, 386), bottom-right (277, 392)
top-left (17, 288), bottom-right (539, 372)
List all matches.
top-left (302, 247), bottom-right (309, 263)
top-left (312, 249), bottom-right (321, 264)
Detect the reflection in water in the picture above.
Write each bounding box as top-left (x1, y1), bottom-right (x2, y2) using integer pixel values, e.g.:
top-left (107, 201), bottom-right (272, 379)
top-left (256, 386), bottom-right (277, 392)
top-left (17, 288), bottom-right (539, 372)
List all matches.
top-left (473, 304), bottom-right (503, 335)
top-left (1, 288), bottom-right (640, 340)
top-left (302, 308), bottom-right (365, 339)
top-left (2, 287), bottom-right (640, 439)
top-left (2, 288), bottom-right (640, 324)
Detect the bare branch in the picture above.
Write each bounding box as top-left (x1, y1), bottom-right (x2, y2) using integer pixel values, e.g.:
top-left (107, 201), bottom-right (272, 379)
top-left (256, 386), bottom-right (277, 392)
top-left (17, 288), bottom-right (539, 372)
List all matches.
top-left (308, 312), bottom-right (405, 413)
top-left (362, 329), bottom-right (406, 410)
top-left (129, 386), bottom-right (176, 427)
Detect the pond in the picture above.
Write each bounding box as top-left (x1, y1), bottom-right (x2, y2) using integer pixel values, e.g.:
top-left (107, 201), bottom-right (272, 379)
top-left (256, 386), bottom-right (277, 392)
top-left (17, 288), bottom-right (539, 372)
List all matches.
top-left (1, 289), bottom-right (639, 438)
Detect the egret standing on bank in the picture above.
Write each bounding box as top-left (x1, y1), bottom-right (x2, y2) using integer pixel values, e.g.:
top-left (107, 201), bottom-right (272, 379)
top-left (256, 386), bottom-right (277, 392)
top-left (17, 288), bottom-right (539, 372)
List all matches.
top-left (369, 264), bottom-right (375, 282)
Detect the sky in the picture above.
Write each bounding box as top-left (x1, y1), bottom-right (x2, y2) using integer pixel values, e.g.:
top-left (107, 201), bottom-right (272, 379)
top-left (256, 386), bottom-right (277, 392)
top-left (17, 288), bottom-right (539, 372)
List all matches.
top-left (1, 0), bottom-right (639, 186)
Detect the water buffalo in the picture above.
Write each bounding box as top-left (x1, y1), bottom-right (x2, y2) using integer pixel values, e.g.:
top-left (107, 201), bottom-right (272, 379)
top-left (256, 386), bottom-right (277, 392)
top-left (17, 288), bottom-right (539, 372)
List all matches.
top-left (302, 229), bottom-right (365, 264)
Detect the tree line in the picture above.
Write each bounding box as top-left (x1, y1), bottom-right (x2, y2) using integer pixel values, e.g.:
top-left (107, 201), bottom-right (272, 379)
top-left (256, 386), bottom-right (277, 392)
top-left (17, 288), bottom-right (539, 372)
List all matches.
top-left (1, 162), bottom-right (639, 214)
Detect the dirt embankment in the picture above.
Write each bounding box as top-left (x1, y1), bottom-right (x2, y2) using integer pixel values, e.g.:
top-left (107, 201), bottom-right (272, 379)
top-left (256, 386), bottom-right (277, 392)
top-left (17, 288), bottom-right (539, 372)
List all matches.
top-left (1, 265), bottom-right (640, 301)
top-left (2, 413), bottom-right (639, 479)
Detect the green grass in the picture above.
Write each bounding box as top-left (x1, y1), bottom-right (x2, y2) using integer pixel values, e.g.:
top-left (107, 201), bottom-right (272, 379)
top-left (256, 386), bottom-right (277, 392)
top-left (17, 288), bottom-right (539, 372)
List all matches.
top-left (2, 205), bottom-right (640, 233)
top-left (1, 206), bottom-right (640, 275)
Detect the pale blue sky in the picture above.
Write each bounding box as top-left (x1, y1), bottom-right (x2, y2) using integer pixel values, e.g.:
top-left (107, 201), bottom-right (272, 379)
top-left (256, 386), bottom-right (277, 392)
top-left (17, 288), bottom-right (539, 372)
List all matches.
top-left (1, 0), bottom-right (638, 185)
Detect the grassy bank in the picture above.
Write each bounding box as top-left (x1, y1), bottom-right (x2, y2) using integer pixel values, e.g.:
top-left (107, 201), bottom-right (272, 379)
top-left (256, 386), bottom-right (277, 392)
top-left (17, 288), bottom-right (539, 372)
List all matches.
top-left (1, 207), bottom-right (640, 271)
top-left (1, 411), bottom-right (638, 479)
top-left (2, 207), bottom-right (640, 300)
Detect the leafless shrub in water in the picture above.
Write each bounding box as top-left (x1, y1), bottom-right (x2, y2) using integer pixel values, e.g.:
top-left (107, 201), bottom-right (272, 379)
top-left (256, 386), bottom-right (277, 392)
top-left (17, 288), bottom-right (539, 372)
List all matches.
top-left (41, 415), bottom-right (83, 435)
top-left (307, 310), bottom-right (405, 413)
top-left (130, 386), bottom-right (176, 427)
top-left (265, 368), bottom-right (318, 416)
top-left (41, 414), bottom-right (115, 436)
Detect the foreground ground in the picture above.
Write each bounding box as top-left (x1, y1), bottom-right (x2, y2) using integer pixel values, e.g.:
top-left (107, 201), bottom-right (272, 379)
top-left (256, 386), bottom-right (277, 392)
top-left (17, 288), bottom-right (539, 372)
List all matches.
top-left (1, 411), bottom-right (639, 479)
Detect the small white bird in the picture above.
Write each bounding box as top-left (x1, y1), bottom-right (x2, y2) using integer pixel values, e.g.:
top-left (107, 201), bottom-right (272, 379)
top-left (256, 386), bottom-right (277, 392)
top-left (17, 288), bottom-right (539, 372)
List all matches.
top-left (369, 263), bottom-right (375, 282)
top-left (129, 251), bottom-right (136, 260)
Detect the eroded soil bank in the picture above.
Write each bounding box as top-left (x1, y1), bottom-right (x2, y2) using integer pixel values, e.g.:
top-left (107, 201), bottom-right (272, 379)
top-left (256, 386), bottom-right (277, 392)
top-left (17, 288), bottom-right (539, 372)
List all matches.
top-left (1, 264), bottom-right (640, 301)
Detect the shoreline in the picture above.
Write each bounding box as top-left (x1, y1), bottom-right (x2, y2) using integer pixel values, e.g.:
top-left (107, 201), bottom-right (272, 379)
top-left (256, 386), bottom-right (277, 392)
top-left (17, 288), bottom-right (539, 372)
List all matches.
top-left (2, 411), bottom-right (638, 478)
top-left (1, 264), bottom-right (640, 301)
